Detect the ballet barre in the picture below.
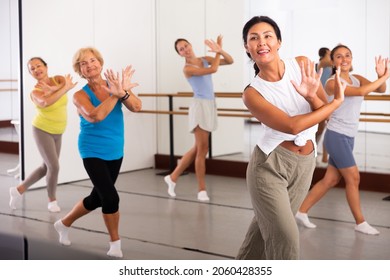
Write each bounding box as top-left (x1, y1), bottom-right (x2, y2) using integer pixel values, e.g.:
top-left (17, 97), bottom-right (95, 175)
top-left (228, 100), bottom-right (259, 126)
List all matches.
top-left (138, 93), bottom-right (390, 186)
top-left (0, 89), bottom-right (17, 92)
top-left (0, 79), bottom-right (18, 92)
top-left (140, 109), bottom-right (252, 118)
top-left (364, 94), bottom-right (390, 101)
top-left (138, 93), bottom-right (249, 173)
top-left (176, 106), bottom-right (390, 123)
top-left (138, 93), bottom-right (192, 173)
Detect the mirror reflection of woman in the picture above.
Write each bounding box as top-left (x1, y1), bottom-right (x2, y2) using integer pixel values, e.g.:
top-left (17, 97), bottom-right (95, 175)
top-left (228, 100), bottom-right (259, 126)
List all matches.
top-left (164, 36), bottom-right (233, 201)
top-left (9, 57), bottom-right (77, 212)
top-left (296, 45), bottom-right (389, 235)
top-left (315, 47), bottom-right (333, 164)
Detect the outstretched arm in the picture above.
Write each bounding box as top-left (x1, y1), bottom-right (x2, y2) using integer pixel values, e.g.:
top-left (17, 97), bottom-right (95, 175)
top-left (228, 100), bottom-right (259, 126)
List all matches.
top-left (183, 37), bottom-right (221, 77)
top-left (215, 35), bottom-right (234, 65)
top-left (73, 67), bottom-right (137, 123)
top-left (328, 56), bottom-right (389, 97)
top-left (103, 66), bottom-right (142, 112)
top-left (73, 89), bottom-right (118, 123)
top-left (244, 61), bottom-right (345, 135)
top-left (31, 74), bottom-right (77, 108)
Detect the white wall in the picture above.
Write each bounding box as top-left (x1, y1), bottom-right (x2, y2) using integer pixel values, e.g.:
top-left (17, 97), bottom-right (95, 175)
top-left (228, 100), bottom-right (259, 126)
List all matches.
top-left (21, 0), bottom-right (156, 186)
top-left (362, 0), bottom-right (390, 133)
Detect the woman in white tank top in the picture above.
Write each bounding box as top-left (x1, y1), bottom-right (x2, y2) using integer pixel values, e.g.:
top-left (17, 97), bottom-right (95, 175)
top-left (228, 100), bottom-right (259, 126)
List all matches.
top-left (236, 16), bottom-right (345, 260)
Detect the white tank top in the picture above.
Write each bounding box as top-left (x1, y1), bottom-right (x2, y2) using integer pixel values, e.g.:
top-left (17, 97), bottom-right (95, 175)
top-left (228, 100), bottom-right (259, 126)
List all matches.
top-left (250, 58), bottom-right (318, 155)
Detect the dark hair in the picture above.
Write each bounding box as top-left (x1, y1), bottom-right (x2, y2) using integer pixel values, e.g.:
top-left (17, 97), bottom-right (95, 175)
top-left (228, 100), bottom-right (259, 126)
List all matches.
top-left (318, 47), bottom-right (329, 59)
top-left (28, 57), bottom-right (47, 68)
top-left (242, 16), bottom-right (282, 76)
top-left (330, 44), bottom-right (353, 74)
top-left (174, 38), bottom-right (190, 54)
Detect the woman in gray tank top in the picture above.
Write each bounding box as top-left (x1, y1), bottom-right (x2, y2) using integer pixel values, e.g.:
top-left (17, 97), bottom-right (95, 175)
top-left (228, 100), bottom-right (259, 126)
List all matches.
top-left (297, 44), bottom-right (389, 235)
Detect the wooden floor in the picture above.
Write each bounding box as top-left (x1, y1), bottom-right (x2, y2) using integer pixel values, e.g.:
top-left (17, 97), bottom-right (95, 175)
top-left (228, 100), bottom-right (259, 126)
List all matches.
top-left (0, 152), bottom-right (389, 260)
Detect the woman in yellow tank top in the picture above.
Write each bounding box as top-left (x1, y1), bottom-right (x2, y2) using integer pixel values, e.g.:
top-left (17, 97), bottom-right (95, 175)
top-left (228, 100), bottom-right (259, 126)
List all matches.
top-left (9, 57), bottom-right (77, 212)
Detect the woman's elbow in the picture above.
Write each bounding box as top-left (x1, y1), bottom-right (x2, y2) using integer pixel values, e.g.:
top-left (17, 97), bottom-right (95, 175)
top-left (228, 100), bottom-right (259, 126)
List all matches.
top-left (131, 102), bottom-right (142, 112)
top-left (84, 111), bottom-right (103, 123)
top-left (286, 120), bottom-right (306, 135)
top-left (285, 125), bottom-right (300, 135)
top-left (35, 99), bottom-right (50, 108)
top-left (36, 102), bottom-right (47, 108)
top-left (209, 66), bottom-right (219, 74)
top-left (376, 86), bottom-right (387, 93)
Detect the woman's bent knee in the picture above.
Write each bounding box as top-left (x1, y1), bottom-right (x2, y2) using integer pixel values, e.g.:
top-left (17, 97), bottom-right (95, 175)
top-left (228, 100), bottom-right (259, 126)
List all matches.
top-left (102, 192), bottom-right (120, 214)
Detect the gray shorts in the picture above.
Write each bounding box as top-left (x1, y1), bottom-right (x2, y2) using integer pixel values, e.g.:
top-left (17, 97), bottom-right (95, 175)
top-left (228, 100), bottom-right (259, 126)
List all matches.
top-left (324, 129), bottom-right (355, 169)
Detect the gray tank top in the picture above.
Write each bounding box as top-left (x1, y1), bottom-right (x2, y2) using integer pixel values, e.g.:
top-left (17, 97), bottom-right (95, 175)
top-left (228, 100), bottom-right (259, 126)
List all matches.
top-left (326, 74), bottom-right (363, 137)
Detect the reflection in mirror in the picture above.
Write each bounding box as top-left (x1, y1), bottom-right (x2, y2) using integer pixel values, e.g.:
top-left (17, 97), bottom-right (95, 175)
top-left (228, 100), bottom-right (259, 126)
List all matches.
top-left (1, 0), bottom-right (390, 178)
top-left (206, 0), bottom-right (390, 176)
top-left (0, 0), bottom-right (20, 177)
top-left (215, 121), bottom-right (390, 175)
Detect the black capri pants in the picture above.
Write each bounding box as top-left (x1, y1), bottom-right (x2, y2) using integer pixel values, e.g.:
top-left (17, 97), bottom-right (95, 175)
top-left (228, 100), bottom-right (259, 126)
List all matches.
top-left (82, 157), bottom-right (123, 214)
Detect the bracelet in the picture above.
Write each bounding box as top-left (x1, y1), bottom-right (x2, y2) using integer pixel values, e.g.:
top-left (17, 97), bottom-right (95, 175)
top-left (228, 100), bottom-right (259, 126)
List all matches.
top-left (121, 90), bottom-right (130, 102)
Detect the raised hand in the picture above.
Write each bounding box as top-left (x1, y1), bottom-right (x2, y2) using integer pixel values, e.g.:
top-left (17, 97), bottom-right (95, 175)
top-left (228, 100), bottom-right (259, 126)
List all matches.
top-left (375, 56), bottom-right (390, 78)
top-left (36, 80), bottom-right (61, 96)
top-left (333, 66), bottom-right (346, 103)
top-left (63, 74), bottom-right (78, 92)
top-left (103, 69), bottom-right (123, 98)
top-left (205, 38), bottom-right (222, 54)
top-left (291, 60), bottom-right (321, 100)
top-left (121, 65), bottom-right (139, 92)
top-left (216, 34), bottom-right (223, 48)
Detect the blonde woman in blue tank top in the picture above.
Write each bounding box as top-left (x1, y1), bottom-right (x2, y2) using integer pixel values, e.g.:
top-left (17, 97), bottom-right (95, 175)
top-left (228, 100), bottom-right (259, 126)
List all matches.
top-left (9, 57), bottom-right (77, 213)
top-left (54, 47), bottom-right (142, 258)
top-left (164, 36), bottom-right (233, 201)
top-left (297, 45), bottom-right (389, 235)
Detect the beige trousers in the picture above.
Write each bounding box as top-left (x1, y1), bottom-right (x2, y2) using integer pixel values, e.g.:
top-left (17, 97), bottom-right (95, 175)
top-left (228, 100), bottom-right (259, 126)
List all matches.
top-left (236, 145), bottom-right (315, 260)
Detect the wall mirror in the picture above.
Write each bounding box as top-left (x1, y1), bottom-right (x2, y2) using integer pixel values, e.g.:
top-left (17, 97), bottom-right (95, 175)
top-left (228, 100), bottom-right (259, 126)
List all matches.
top-left (0, 0), bottom-right (389, 187)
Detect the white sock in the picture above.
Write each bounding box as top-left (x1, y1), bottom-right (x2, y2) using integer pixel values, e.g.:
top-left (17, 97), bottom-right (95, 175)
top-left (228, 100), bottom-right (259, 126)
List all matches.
top-left (164, 175), bottom-right (176, 197)
top-left (48, 201), bottom-right (61, 213)
top-left (107, 240), bottom-right (123, 258)
top-left (54, 219), bottom-right (71, 246)
top-left (9, 187), bottom-right (22, 210)
top-left (197, 190), bottom-right (210, 201)
top-left (355, 221), bottom-right (380, 235)
top-left (295, 211), bottom-right (317, 228)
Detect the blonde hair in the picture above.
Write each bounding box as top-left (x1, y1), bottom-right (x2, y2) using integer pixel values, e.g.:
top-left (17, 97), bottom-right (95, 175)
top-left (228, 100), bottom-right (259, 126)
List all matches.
top-left (72, 47), bottom-right (104, 78)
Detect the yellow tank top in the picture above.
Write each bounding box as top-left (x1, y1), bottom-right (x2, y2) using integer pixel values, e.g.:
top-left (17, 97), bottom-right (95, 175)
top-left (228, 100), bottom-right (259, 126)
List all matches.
top-left (32, 77), bottom-right (68, 134)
